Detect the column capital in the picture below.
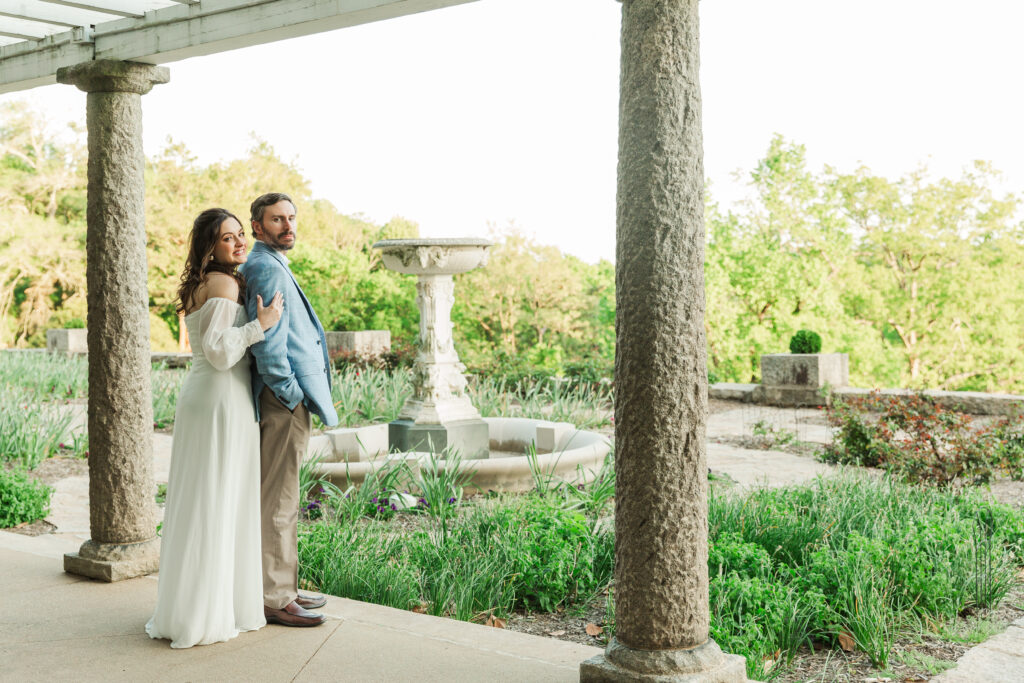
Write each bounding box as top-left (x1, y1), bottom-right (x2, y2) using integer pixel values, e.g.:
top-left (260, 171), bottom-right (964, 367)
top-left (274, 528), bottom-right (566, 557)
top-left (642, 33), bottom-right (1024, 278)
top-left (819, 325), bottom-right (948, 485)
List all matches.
top-left (57, 59), bottom-right (169, 94)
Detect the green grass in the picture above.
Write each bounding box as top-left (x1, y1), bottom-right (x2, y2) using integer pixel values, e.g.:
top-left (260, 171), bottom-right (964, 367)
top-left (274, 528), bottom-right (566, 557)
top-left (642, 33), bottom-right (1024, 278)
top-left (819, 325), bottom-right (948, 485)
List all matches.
top-left (707, 472), bottom-right (1024, 679)
top-left (299, 494), bottom-right (614, 620)
top-left (298, 470), bottom-right (1024, 682)
top-left (328, 366), bottom-right (412, 427)
top-left (939, 615), bottom-right (1009, 644)
top-left (0, 393), bottom-right (75, 469)
top-left (894, 650), bottom-right (956, 676)
top-left (470, 375), bottom-right (612, 429)
top-left (0, 352), bottom-right (88, 400)
top-left (151, 365), bottom-right (186, 428)
top-left (322, 366), bottom-right (614, 430)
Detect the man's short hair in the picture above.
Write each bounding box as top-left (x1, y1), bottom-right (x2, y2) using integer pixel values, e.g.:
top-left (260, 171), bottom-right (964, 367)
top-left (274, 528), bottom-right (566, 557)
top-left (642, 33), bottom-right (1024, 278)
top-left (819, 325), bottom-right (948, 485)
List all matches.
top-left (250, 192), bottom-right (295, 224)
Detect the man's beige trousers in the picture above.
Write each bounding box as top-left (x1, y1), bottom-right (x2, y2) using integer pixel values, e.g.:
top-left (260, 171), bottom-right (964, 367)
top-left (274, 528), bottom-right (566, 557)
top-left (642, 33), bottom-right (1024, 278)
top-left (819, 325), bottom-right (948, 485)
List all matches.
top-left (259, 386), bottom-right (311, 610)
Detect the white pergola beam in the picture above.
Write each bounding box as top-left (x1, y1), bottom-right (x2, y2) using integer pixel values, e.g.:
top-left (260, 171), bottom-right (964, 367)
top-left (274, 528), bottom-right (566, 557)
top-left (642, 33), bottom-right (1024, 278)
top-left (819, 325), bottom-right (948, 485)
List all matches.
top-left (0, 15), bottom-right (69, 37)
top-left (0, 2), bottom-right (121, 28)
top-left (92, 0), bottom-right (477, 63)
top-left (0, 29), bottom-right (94, 92)
top-left (1, 0), bottom-right (476, 93)
top-left (38, 0), bottom-right (175, 18)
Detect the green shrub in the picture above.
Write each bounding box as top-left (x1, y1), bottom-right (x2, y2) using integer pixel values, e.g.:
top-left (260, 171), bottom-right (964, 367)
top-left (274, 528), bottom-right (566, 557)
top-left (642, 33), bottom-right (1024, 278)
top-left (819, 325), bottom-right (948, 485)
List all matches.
top-left (991, 410), bottom-right (1024, 481)
top-left (481, 496), bottom-right (612, 611)
top-left (709, 473), bottom-right (1024, 679)
top-left (789, 329), bottom-right (822, 354)
top-left (0, 467), bottom-right (53, 528)
top-left (818, 392), bottom-right (1010, 486)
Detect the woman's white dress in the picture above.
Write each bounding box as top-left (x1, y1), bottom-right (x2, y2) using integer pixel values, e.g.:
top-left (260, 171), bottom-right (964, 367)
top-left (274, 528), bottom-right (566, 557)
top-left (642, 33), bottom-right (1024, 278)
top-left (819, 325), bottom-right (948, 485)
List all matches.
top-left (146, 297), bottom-right (267, 648)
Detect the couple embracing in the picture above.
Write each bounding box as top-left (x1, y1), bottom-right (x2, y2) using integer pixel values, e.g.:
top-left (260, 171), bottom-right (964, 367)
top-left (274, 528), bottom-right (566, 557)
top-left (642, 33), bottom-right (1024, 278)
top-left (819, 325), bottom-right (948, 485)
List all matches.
top-left (146, 193), bottom-right (339, 648)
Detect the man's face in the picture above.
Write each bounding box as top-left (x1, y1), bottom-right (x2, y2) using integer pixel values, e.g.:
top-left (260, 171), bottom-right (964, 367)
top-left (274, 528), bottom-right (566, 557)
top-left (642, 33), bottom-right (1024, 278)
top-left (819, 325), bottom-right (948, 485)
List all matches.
top-left (253, 200), bottom-right (297, 251)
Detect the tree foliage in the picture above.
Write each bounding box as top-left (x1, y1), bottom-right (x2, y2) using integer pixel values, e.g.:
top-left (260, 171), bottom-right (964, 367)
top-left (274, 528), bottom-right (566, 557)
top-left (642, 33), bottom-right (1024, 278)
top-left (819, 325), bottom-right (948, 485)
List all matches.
top-left (706, 135), bottom-right (1024, 391)
top-left (2, 104), bottom-right (1022, 392)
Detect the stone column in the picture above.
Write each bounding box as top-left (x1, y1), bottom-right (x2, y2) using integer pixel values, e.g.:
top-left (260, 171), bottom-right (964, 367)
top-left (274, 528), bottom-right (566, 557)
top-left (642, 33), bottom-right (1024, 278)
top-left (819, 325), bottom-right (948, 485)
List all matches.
top-left (57, 60), bottom-right (169, 582)
top-left (580, 1), bottom-right (746, 681)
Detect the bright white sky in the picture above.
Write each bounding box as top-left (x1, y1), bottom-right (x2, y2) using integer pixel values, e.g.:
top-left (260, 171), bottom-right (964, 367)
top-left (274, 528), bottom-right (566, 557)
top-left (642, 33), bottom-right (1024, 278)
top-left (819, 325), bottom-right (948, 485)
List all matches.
top-left (5, 0), bottom-right (1024, 264)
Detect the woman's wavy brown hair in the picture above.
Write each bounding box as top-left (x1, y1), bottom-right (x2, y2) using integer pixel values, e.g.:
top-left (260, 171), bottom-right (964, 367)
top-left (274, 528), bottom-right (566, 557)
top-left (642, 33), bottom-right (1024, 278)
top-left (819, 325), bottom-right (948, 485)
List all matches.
top-left (176, 208), bottom-right (247, 315)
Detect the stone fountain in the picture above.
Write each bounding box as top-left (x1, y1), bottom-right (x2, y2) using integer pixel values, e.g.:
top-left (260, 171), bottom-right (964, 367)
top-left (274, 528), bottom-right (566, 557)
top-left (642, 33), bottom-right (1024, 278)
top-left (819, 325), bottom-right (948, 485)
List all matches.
top-left (372, 238), bottom-right (493, 459)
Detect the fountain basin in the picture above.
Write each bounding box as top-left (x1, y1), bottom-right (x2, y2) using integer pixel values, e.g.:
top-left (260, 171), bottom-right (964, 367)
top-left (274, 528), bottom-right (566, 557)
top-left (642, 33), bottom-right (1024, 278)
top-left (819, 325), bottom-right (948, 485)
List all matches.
top-left (315, 417), bottom-right (611, 494)
top-left (372, 238), bottom-right (493, 275)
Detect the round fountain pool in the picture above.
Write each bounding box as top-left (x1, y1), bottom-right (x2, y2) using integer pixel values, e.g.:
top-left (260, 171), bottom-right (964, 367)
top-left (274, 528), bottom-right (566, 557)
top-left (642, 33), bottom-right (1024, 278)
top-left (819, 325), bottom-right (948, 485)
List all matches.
top-left (315, 417), bottom-right (611, 493)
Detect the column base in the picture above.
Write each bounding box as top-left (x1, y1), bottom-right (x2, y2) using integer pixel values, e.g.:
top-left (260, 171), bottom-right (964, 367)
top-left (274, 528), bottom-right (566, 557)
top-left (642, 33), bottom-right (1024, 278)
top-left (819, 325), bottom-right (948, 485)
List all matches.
top-left (580, 638), bottom-right (748, 682)
top-left (64, 537), bottom-right (160, 582)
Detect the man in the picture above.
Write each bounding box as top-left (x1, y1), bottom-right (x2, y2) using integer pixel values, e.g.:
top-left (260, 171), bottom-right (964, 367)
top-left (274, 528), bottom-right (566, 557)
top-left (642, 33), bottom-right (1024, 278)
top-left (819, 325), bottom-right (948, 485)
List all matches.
top-left (240, 192), bottom-right (339, 627)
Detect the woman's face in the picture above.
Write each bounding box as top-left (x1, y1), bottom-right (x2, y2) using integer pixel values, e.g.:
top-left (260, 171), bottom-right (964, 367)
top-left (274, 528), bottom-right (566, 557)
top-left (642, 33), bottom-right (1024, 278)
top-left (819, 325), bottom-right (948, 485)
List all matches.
top-left (211, 217), bottom-right (248, 267)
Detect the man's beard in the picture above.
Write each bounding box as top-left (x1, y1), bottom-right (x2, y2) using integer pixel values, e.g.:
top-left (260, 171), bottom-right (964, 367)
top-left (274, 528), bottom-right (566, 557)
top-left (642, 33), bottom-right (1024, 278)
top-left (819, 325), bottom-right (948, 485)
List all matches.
top-left (263, 230), bottom-right (295, 251)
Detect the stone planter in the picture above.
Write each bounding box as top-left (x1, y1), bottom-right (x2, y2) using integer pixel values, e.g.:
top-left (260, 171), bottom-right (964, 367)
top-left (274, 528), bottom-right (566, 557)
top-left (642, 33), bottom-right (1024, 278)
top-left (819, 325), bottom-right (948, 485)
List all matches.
top-left (325, 330), bottom-right (391, 361)
top-left (47, 328), bottom-right (88, 355)
top-left (754, 352), bottom-right (849, 407)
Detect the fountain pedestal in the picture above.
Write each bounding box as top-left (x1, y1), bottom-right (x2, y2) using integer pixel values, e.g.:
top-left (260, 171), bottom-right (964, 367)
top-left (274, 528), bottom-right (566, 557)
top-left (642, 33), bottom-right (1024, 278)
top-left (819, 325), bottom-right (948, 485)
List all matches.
top-left (374, 239), bottom-right (493, 459)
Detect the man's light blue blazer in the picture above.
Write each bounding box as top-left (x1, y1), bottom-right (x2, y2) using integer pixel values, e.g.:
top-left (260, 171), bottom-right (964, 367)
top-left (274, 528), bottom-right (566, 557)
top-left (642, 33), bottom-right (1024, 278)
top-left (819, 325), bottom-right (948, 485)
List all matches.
top-left (240, 241), bottom-right (339, 427)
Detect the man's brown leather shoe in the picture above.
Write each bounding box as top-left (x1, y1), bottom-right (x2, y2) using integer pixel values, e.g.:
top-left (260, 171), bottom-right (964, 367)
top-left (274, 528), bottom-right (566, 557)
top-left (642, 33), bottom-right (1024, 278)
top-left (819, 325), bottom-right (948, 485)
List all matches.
top-left (296, 592), bottom-right (327, 609)
top-left (264, 600), bottom-right (326, 627)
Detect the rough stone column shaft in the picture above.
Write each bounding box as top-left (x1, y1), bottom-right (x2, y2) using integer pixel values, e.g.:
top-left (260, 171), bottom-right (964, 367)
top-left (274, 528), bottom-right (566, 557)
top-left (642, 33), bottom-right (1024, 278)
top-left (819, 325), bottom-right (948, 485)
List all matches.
top-left (581, 1), bottom-right (746, 680)
top-left (57, 60), bottom-right (169, 582)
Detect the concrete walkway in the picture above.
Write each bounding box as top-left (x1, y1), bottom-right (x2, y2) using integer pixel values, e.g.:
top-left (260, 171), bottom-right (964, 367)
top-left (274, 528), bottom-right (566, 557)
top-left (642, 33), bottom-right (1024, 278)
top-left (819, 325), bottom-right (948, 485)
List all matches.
top-left (0, 531), bottom-right (599, 682)
top-left (932, 617), bottom-right (1024, 683)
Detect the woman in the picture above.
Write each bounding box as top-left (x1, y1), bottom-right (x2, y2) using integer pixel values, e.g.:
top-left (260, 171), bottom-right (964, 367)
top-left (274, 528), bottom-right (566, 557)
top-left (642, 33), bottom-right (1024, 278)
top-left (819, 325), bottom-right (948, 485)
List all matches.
top-left (146, 208), bottom-right (283, 648)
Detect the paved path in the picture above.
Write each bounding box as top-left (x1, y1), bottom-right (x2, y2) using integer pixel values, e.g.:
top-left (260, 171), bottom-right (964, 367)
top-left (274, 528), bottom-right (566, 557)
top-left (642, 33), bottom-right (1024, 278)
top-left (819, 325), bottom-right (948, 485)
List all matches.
top-left (0, 533), bottom-right (599, 682)
top-left (932, 616), bottom-right (1024, 682)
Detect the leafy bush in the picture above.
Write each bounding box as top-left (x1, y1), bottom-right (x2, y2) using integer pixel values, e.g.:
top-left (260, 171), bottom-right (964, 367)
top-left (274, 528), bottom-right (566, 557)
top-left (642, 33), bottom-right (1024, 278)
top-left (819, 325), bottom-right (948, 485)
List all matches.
top-left (482, 496), bottom-right (612, 611)
top-left (991, 411), bottom-right (1024, 480)
top-left (0, 467), bottom-right (53, 528)
top-left (789, 329), bottom-right (822, 354)
top-left (818, 392), bottom-right (1015, 486)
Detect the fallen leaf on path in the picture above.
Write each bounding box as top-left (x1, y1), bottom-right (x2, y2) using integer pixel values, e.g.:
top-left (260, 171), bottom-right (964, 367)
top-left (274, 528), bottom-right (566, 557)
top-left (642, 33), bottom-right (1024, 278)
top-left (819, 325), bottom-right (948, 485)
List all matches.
top-left (411, 603), bottom-right (428, 614)
top-left (585, 623), bottom-right (604, 637)
top-left (548, 630), bottom-right (566, 637)
top-left (838, 628), bottom-right (855, 652)
top-left (485, 615), bottom-right (506, 628)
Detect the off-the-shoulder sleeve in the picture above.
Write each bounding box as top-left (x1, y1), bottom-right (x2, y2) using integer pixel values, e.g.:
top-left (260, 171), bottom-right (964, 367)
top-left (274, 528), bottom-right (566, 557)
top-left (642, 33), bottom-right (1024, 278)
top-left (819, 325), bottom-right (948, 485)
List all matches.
top-left (198, 298), bottom-right (265, 371)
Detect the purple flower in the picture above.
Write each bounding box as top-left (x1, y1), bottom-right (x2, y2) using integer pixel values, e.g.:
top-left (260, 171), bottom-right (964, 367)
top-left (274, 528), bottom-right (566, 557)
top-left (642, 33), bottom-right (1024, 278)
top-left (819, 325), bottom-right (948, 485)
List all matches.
top-left (390, 503), bottom-right (397, 511)
top-left (447, 497), bottom-right (456, 504)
